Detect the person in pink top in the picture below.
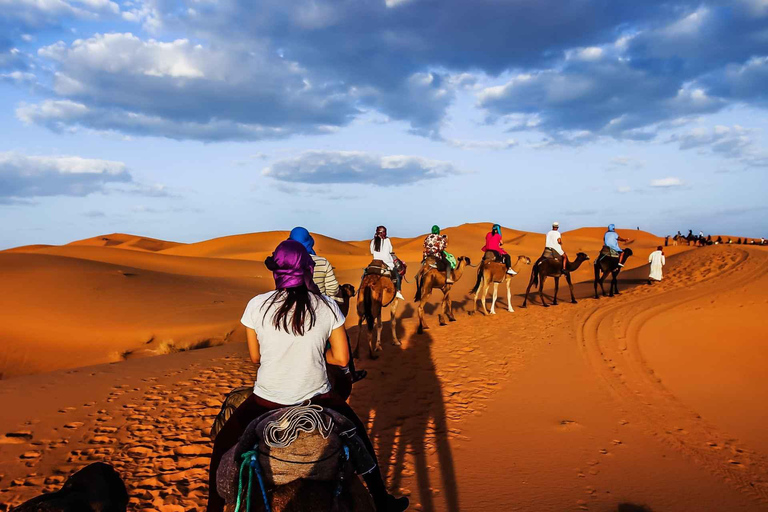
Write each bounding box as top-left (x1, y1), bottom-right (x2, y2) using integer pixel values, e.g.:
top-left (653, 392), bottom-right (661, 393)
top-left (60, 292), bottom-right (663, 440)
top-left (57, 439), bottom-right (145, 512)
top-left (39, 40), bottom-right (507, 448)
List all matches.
top-left (481, 224), bottom-right (517, 275)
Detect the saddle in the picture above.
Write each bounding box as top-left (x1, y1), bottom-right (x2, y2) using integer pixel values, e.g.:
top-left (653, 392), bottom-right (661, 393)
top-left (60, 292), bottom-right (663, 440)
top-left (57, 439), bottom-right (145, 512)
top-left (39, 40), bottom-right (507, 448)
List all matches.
top-left (364, 259), bottom-right (395, 280)
top-left (422, 255), bottom-right (447, 272)
top-left (482, 250), bottom-right (503, 263)
top-left (216, 404), bottom-right (375, 505)
top-left (599, 245), bottom-right (620, 258)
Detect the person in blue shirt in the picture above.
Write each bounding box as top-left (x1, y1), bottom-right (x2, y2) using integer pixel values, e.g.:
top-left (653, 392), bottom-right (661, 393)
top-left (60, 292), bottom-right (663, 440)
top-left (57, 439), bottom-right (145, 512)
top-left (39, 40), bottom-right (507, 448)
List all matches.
top-left (604, 224), bottom-right (632, 267)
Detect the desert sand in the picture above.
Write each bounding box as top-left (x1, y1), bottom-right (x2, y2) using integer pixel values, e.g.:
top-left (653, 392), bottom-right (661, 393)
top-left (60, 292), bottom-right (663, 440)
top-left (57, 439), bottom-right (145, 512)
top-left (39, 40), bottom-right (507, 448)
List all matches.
top-left (1, 224), bottom-right (767, 511)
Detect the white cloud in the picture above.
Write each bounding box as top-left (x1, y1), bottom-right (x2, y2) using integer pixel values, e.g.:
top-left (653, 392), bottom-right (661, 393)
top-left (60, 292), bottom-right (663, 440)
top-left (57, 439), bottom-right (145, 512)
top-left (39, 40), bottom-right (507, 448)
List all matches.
top-left (445, 138), bottom-right (517, 150)
top-left (650, 177), bottom-right (684, 188)
top-left (263, 151), bottom-right (464, 186)
top-left (0, 151), bottom-right (131, 199)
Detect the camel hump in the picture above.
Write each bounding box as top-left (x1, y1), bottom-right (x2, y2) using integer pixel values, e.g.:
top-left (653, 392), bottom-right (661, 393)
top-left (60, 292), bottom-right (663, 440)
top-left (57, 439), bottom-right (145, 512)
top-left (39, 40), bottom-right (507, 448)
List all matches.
top-left (217, 404), bottom-right (376, 506)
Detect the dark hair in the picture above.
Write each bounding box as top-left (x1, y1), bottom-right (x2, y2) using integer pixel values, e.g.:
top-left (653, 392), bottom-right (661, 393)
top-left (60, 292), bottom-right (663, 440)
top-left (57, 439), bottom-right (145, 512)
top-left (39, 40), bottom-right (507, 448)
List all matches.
top-left (261, 285), bottom-right (336, 336)
top-left (374, 236), bottom-right (382, 252)
top-left (492, 226), bottom-right (499, 235)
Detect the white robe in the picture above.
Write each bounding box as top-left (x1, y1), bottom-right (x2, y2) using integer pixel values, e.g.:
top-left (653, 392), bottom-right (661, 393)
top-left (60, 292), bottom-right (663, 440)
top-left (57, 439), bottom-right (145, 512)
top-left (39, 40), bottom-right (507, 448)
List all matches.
top-left (649, 250), bottom-right (665, 281)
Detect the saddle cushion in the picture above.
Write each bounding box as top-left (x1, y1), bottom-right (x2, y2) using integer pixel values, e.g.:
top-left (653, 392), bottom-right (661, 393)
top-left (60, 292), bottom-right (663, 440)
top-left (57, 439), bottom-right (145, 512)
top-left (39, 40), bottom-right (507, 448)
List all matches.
top-left (599, 245), bottom-right (620, 258)
top-left (365, 259), bottom-right (395, 279)
top-left (482, 250), bottom-right (503, 263)
top-left (217, 405), bottom-right (375, 504)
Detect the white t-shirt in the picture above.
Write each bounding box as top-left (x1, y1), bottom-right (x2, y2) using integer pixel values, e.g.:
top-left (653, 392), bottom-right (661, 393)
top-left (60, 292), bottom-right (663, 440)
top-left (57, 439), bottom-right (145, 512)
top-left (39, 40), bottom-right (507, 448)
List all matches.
top-left (545, 230), bottom-right (563, 255)
top-left (241, 291), bottom-right (345, 405)
top-left (370, 238), bottom-right (395, 269)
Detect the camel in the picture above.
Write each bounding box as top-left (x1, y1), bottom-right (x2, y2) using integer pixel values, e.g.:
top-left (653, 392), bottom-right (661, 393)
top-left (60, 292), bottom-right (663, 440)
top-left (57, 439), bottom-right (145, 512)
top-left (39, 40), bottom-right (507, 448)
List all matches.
top-left (469, 254), bottom-right (531, 315)
top-left (593, 248), bottom-right (634, 298)
top-left (337, 283), bottom-right (356, 316)
top-left (223, 476), bottom-right (374, 512)
top-left (521, 252), bottom-right (590, 308)
top-left (414, 256), bottom-right (471, 333)
top-left (354, 264), bottom-right (399, 359)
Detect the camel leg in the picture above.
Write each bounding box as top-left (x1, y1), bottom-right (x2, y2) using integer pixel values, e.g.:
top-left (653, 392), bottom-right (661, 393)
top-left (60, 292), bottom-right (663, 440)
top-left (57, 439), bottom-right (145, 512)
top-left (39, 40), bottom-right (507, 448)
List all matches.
top-left (372, 314), bottom-right (383, 357)
top-left (566, 273), bottom-right (577, 304)
top-left (538, 275), bottom-right (549, 307)
top-left (446, 287), bottom-right (457, 322)
top-left (552, 277), bottom-right (560, 306)
top-left (600, 271), bottom-right (610, 297)
top-left (506, 278), bottom-right (514, 313)
top-left (417, 291), bottom-right (431, 334)
top-left (390, 299), bottom-right (400, 346)
top-left (593, 263), bottom-right (601, 299)
top-left (521, 271), bottom-right (536, 308)
top-left (354, 317), bottom-right (364, 359)
top-left (481, 281), bottom-right (491, 315)
top-left (471, 277), bottom-right (481, 316)
top-left (490, 282), bottom-right (499, 314)
top-left (438, 290), bottom-right (448, 326)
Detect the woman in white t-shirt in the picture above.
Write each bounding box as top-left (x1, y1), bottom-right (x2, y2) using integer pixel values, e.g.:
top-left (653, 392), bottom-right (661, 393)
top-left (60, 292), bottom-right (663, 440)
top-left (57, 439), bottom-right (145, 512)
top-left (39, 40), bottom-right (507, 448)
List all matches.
top-left (207, 240), bottom-right (408, 512)
top-left (370, 225), bottom-right (405, 300)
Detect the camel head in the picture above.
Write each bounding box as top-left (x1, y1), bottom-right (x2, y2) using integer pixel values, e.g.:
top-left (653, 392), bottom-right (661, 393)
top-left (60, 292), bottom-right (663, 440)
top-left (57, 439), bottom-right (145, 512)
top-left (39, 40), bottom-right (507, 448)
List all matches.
top-left (623, 248), bottom-right (634, 257)
top-left (575, 252), bottom-right (590, 262)
top-left (457, 256), bottom-right (471, 267)
top-left (517, 255), bottom-right (532, 265)
top-left (339, 283), bottom-right (356, 299)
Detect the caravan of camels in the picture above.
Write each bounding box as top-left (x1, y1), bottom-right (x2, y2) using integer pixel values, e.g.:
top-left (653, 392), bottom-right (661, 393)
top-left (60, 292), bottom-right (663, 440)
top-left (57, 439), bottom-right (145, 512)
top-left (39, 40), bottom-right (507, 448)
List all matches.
top-left (7, 220), bottom-right (764, 512)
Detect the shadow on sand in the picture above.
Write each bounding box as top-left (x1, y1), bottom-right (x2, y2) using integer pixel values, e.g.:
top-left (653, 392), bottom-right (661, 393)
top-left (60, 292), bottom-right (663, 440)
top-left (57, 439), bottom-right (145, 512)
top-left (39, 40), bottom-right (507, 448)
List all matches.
top-left (351, 303), bottom-right (460, 512)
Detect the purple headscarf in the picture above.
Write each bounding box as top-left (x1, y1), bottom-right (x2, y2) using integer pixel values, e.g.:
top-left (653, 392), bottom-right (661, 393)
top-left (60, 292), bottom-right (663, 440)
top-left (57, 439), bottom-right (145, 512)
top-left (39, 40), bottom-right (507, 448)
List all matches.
top-left (265, 240), bottom-right (319, 292)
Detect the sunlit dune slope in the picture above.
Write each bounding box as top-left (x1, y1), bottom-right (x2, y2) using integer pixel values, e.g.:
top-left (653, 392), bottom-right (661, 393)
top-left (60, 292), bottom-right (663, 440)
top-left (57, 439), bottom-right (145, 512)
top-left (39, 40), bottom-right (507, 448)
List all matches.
top-left (0, 252), bottom-right (265, 378)
top-left (161, 231), bottom-right (367, 261)
top-left (68, 233), bottom-right (183, 252)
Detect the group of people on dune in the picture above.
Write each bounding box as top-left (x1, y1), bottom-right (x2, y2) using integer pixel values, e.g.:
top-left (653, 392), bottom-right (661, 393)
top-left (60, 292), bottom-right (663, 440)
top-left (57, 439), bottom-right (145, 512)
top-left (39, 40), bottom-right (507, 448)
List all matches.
top-left (206, 222), bottom-right (650, 511)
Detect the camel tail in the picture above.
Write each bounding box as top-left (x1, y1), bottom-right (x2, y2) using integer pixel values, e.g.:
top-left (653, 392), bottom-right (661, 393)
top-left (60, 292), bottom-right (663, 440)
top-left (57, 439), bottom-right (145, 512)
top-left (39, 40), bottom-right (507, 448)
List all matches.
top-left (531, 265), bottom-right (539, 287)
top-left (363, 286), bottom-right (375, 331)
top-left (470, 267), bottom-right (482, 294)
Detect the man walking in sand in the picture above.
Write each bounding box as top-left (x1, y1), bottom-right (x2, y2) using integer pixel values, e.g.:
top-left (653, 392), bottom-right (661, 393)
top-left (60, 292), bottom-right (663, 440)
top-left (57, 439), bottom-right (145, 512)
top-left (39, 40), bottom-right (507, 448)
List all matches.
top-left (648, 246), bottom-right (665, 284)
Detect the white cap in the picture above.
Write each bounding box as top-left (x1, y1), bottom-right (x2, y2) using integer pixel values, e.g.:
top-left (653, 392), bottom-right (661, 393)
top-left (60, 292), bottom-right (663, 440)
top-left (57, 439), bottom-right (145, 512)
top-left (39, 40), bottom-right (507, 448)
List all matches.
top-left (552, 221), bottom-right (559, 227)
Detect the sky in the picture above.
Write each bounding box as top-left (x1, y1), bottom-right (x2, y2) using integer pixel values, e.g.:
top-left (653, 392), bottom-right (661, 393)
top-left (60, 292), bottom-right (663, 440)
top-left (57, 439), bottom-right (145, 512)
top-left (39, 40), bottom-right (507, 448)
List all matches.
top-left (1, 0), bottom-right (767, 249)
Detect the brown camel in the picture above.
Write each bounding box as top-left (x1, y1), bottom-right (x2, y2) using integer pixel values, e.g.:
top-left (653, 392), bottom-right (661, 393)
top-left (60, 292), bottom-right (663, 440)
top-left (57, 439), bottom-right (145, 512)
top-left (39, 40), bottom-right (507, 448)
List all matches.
top-left (337, 283), bottom-right (356, 317)
top-left (354, 265), bottom-right (399, 359)
top-left (593, 247), bottom-right (633, 298)
top-left (223, 478), bottom-right (374, 512)
top-left (414, 256), bottom-right (471, 334)
top-left (469, 254), bottom-right (531, 315)
top-left (521, 252), bottom-right (590, 308)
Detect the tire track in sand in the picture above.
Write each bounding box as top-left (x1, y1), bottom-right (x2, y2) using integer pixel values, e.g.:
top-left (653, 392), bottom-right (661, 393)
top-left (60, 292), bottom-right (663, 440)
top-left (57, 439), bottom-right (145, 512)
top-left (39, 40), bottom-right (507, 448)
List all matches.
top-left (577, 246), bottom-right (768, 505)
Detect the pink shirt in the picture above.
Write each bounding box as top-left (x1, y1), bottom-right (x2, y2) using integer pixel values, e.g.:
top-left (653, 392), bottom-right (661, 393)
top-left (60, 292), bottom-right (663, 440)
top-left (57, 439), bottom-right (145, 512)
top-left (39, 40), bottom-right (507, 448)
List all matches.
top-left (481, 232), bottom-right (507, 255)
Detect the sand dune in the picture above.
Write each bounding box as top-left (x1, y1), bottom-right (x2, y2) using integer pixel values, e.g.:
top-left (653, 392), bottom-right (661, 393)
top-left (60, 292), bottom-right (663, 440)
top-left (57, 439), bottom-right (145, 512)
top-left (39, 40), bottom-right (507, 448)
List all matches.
top-left (68, 233), bottom-right (183, 252)
top-left (1, 240), bottom-right (767, 511)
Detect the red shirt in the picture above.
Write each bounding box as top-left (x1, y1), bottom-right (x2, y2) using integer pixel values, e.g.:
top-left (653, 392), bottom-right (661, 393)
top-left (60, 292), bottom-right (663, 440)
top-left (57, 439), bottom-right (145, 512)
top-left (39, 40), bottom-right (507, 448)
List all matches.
top-left (481, 232), bottom-right (507, 255)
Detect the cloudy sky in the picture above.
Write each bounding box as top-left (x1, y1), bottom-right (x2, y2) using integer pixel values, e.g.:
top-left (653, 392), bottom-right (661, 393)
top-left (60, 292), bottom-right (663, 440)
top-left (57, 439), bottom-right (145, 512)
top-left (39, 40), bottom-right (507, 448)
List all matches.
top-left (1, 0), bottom-right (767, 248)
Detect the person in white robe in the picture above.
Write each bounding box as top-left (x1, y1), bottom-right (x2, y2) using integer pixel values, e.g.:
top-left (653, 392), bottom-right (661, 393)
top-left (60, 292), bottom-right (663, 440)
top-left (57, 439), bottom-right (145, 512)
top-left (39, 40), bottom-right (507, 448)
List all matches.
top-left (648, 246), bottom-right (665, 283)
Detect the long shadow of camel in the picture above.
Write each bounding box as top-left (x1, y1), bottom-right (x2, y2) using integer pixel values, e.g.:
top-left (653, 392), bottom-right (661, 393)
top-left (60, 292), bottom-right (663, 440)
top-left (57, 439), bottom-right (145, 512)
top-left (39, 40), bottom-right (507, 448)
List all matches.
top-left (351, 303), bottom-right (460, 512)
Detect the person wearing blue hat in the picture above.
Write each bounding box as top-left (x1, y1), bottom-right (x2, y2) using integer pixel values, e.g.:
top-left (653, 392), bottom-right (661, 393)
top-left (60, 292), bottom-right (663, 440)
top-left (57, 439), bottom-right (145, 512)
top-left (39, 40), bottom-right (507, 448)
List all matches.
top-left (603, 224), bottom-right (632, 267)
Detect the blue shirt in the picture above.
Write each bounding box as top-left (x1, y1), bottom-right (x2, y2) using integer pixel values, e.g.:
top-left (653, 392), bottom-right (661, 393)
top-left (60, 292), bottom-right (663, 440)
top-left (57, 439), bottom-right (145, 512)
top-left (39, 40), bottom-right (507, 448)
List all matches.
top-left (604, 231), bottom-right (622, 252)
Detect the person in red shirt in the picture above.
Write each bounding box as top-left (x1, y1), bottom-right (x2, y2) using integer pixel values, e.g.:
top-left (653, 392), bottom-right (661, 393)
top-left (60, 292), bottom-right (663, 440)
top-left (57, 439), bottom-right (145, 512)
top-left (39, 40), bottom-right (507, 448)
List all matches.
top-left (481, 224), bottom-right (516, 275)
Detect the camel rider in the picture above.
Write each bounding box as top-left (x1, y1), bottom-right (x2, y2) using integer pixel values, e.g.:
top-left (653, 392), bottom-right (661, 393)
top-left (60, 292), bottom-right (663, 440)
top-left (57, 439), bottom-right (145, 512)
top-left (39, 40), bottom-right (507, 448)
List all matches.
top-left (423, 225), bottom-right (454, 284)
top-left (289, 227), bottom-right (341, 302)
top-left (482, 224), bottom-right (517, 275)
top-left (207, 240), bottom-right (409, 512)
top-left (544, 222), bottom-right (567, 270)
top-left (289, 227), bottom-right (367, 384)
top-left (604, 224), bottom-right (632, 267)
top-left (370, 226), bottom-right (405, 301)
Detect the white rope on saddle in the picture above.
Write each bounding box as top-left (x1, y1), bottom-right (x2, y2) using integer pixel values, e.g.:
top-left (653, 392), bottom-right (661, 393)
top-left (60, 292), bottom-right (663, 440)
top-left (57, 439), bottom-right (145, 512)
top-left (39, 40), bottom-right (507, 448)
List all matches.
top-left (263, 402), bottom-right (334, 449)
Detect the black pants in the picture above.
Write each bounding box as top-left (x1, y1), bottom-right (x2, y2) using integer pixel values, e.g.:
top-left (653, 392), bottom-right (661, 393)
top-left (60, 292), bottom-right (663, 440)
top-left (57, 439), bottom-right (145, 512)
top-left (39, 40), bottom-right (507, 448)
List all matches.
top-left (206, 392), bottom-right (389, 512)
top-left (501, 253), bottom-right (511, 267)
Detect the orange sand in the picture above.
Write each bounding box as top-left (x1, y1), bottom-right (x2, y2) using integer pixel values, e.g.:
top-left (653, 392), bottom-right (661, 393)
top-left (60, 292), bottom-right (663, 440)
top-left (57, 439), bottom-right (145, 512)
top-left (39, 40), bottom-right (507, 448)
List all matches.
top-left (1, 225), bottom-right (767, 511)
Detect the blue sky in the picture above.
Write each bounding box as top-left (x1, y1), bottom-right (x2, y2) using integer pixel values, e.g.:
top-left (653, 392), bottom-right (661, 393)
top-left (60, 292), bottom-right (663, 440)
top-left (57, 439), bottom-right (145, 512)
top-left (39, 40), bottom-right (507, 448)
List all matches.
top-left (1, 0), bottom-right (767, 249)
